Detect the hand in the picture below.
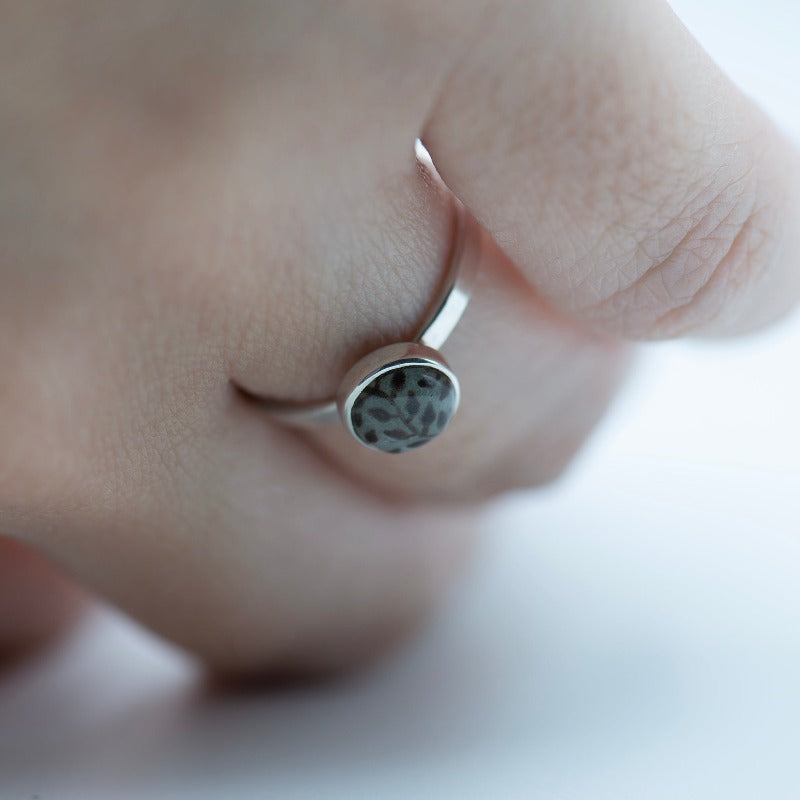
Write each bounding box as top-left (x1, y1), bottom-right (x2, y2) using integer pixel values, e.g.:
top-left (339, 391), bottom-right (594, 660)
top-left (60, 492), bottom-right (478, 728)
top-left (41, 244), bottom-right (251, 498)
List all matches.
top-left (1, 1), bottom-right (797, 676)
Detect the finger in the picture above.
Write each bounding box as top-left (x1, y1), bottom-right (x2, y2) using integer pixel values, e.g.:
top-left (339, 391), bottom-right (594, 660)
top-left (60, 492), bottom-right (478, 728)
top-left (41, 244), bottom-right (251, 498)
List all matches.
top-left (0, 538), bottom-right (85, 664)
top-left (0, 172), bottom-right (619, 676)
top-left (0, 1), bottom-right (628, 677)
top-left (421, 0), bottom-right (800, 339)
top-left (1, 0), bottom-right (628, 504)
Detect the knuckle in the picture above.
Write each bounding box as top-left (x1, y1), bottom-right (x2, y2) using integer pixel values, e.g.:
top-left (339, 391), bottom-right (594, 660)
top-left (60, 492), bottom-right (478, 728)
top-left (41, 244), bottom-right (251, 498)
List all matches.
top-left (582, 137), bottom-right (780, 338)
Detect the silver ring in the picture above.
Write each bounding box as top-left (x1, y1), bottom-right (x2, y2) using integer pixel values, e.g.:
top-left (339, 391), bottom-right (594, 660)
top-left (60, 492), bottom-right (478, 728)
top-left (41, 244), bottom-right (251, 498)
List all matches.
top-left (255, 139), bottom-right (478, 454)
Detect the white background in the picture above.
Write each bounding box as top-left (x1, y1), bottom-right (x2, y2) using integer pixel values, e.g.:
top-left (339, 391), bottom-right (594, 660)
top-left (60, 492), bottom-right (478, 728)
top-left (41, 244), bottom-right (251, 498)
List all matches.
top-left (1, 2), bottom-right (799, 798)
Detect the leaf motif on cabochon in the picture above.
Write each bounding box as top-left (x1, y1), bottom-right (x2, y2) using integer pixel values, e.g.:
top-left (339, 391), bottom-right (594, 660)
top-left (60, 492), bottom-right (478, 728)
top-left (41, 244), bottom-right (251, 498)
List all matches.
top-left (384, 428), bottom-right (411, 440)
top-left (390, 370), bottom-right (406, 392)
top-left (405, 396), bottom-right (420, 415)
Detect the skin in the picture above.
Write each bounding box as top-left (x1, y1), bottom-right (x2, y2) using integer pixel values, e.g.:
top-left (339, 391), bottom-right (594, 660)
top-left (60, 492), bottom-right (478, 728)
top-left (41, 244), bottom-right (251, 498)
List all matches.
top-left (0, 0), bottom-right (798, 677)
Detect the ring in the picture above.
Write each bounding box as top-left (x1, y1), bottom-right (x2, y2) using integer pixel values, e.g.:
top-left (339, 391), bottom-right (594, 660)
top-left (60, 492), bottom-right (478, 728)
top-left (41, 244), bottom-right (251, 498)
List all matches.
top-left (256, 139), bottom-right (478, 454)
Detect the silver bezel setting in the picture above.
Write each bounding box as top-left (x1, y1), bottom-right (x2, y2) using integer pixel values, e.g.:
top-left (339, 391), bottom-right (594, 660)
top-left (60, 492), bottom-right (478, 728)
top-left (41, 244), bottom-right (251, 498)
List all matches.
top-left (337, 342), bottom-right (460, 448)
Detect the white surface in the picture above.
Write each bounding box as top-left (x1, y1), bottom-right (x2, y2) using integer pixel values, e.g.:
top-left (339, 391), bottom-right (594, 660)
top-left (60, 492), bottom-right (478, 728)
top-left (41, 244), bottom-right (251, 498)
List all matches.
top-left (2, 3), bottom-right (799, 799)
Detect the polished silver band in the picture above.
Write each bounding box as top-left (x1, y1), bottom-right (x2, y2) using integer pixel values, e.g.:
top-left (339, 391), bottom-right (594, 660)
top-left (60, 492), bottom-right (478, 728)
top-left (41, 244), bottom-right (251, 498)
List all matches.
top-left (255, 139), bottom-right (477, 452)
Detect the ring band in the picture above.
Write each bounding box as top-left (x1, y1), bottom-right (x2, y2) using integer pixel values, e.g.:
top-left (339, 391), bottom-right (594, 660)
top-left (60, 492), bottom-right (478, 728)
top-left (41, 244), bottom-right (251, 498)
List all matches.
top-left (256, 139), bottom-right (477, 454)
